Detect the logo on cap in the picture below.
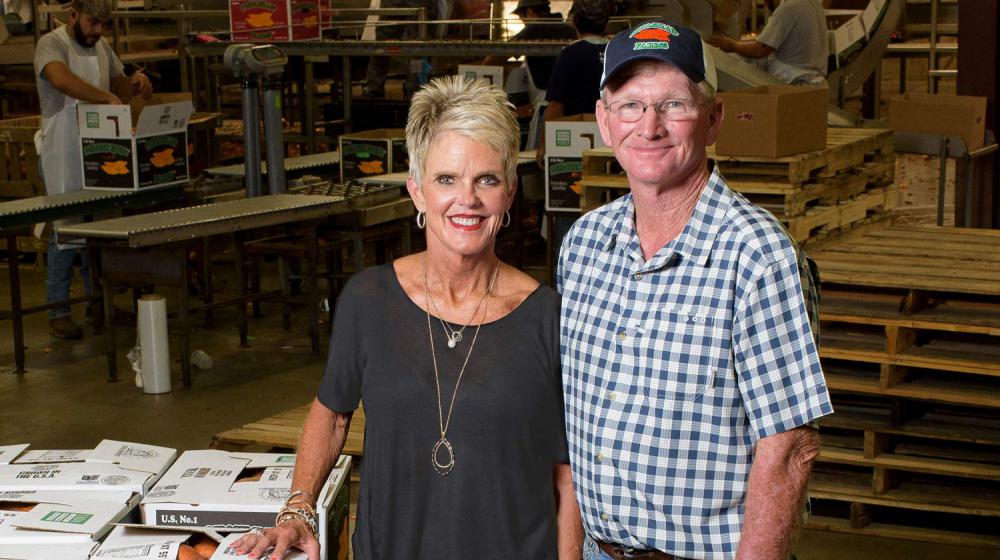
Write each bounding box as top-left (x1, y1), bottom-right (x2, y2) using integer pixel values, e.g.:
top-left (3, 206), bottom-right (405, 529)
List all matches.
top-left (629, 22), bottom-right (679, 50)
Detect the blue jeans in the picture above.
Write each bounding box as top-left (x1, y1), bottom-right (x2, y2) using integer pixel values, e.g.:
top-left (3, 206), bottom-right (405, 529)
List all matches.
top-left (46, 236), bottom-right (91, 319)
top-left (584, 536), bottom-right (614, 560)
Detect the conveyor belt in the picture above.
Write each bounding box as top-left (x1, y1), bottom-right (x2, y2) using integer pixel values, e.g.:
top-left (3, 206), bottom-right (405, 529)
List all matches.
top-left (205, 151), bottom-right (342, 177)
top-left (58, 194), bottom-right (345, 248)
top-left (0, 186), bottom-right (187, 232)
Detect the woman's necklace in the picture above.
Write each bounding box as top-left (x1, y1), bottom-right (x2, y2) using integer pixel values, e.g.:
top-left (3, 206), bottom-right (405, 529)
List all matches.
top-left (425, 263), bottom-right (498, 349)
top-left (422, 256), bottom-right (500, 476)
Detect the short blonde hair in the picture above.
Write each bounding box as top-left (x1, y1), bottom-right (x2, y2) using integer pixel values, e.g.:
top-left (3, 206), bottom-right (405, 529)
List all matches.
top-left (406, 75), bottom-right (519, 189)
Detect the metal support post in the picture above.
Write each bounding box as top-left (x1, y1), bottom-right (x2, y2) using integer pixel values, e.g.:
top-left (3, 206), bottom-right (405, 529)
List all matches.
top-left (242, 80), bottom-right (262, 197)
top-left (263, 80), bottom-right (287, 195)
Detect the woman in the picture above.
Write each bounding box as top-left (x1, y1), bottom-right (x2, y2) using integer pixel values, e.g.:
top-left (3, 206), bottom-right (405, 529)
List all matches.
top-left (234, 76), bottom-right (581, 559)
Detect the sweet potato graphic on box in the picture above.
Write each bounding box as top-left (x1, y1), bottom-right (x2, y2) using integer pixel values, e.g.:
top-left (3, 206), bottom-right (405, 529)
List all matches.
top-left (246, 12), bottom-right (274, 28)
top-left (101, 160), bottom-right (130, 175)
top-left (359, 160), bottom-right (385, 174)
top-left (150, 147), bottom-right (176, 168)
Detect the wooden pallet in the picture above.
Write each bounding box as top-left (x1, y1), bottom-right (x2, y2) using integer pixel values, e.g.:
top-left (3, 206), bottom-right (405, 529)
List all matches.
top-left (810, 224), bottom-right (1000, 296)
top-left (0, 115), bottom-right (42, 199)
top-left (786, 185), bottom-right (896, 243)
top-left (711, 128), bottom-right (894, 185)
top-left (210, 403), bottom-right (366, 457)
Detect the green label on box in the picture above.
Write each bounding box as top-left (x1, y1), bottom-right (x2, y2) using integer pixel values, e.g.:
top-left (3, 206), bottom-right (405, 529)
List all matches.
top-left (86, 112), bottom-right (100, 129)
top-left (277, 455), bottom-right (295, 463)
top-left (555, 129), bottom-right (572, 147)
top-left (41, 511), bottom-right (93, 525)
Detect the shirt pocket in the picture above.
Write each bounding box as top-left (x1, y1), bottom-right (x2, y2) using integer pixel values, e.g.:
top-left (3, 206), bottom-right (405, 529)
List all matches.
top-left (642, 305), bottom-right (729, 408)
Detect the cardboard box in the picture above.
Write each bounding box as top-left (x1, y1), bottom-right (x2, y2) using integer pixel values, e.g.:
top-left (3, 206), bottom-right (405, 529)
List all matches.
top-left (545, 114), bottom-right (606, 212)
top-left (716, 85), bottom-right (828, 158)
top-left (888, 93), bottom-right (987, 151)
top-left (0, 491), bottom-right (136, 553)
top-left (0, 445), bottom-right (28, 466)
top-left (140, 451), bottom-right (351, 560)
top-left (78, 94), bottom-right (194, 191)
top-left (457, 65), bottom-right (504, 89)
top-left (229, 0), bottom-right (321, 42)
top-left (0, 542), bottom-right (97, 560)
top-left (828, 11), bottom-right (865, 56)
top-left (211, 532), bottom-right (307, 559)
top-left (91, 524), bottom-right (225, 560)
top-left (339, 129), bottom-right (408, 182)
top-left (0, 440), bottom-right (177, 496)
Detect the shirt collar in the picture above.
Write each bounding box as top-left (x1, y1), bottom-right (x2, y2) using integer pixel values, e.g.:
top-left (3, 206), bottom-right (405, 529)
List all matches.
top-left (600, 163), bottom-right (731, 268)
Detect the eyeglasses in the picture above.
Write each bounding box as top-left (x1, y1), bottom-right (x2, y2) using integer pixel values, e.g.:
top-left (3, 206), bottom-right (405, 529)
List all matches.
top-left (604, 98), bottom-right (702, 123)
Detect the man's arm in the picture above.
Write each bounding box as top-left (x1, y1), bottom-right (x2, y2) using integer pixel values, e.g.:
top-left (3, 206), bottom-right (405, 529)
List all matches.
top-left (42, 60), bottom-right (121, 104)
top-left (736, 426), bottom-right (820, 560)
top-left (706, 35), bottom-right (775, 59)
top-left (554, 462), bottom-right (583, 559)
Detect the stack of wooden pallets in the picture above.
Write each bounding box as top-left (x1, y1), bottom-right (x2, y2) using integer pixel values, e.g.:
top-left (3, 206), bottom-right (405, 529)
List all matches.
top-left (805, 224), bottom-right (1000, 548)
top-left (579, 128), bottom-right (896, 244)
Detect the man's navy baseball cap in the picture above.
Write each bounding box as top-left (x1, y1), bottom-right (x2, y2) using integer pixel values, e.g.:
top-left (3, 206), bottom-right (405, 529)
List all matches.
top-left (600, 21), bottom-right (718, 91)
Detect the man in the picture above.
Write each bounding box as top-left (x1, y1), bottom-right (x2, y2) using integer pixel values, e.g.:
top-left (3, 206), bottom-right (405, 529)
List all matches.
top-left (558, 22), bottom-right (832, 559)
top-left (707, 0), bottom-right (828, 87)
top-left (3, 0), bottom-right (34, 33)
top-left (484, 0), bottom-right (576, 94)
top-left (363, 0), bottom-right (437, 98)
top-left (34, 0), bottom-right (152, 339)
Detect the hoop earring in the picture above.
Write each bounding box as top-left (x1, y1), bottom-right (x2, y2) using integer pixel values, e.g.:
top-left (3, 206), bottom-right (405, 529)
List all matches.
top-left (416, 211), bottom-right (426, 229)
top-left (501, 210), bottom-right (511, 228)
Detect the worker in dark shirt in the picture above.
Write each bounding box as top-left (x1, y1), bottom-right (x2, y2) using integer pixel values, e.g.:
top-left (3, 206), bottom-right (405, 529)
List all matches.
top-left (485, 0), bottom-right (577, 92)
top-left (536, 0), bottom-right (611, 166)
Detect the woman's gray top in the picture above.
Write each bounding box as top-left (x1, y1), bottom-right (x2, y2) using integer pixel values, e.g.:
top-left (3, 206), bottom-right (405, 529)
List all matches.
top-left (318, 264), bottom-right (568, 559)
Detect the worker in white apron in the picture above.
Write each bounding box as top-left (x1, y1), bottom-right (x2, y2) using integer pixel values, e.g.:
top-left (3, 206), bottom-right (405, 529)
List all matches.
top-left (33, 0), bottom-right (151, 339)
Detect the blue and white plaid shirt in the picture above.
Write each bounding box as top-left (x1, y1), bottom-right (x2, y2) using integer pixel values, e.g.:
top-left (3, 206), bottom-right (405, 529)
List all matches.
top-left (558, 164), bottom-right (833, 559)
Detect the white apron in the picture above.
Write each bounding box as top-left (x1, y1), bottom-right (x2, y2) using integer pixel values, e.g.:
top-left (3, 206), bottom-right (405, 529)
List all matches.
top-left (34, 27), bottom-right (110, 197)
top-left (33, 27), bottom-right (106, 243)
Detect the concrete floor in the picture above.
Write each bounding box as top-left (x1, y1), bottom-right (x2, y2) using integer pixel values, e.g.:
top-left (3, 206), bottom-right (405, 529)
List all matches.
top-left (0, 261), bottom-right (995, 559)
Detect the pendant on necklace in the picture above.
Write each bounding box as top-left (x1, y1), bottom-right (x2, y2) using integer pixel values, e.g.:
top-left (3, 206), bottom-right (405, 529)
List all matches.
top-left (447, 332), bottom-right (462, 348)
top-left (432, 437), bottom-right (455, 476)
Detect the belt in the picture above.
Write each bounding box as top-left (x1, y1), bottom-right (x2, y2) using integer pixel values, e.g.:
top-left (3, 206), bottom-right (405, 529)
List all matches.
top-left (597, 540), bottom-right (676, 560)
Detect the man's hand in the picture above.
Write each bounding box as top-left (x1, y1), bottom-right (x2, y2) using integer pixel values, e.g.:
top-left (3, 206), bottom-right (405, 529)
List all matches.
top-left (103, 92), bottom-right (123, 105)
top-left (706, 35), bottom-right (735, 53)
top-left (129, 71), bottom-right (153, 99)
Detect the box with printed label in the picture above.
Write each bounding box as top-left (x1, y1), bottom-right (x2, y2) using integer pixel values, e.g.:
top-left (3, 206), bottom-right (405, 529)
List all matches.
top-left (229, 0), bottom-right (321, 42)
top-left (91, 524), bottom-right (226, 560)
top-left (339, 129), bottom-right (408, 182)
top-left (0, 489), bottom-right (136, 554)
top-left (457, 65), bottom-right (504, 89)
top-left (78, 93), bottom-right (194, 191)
top-left (0, 440), bottom-right (177, 496)
top-left (140, 450), bottom-right (351, 560)
top-left (716, 85), bottom-right (827, 158)
top-left (828, 11), bottom-right (865, 56)
top-left (545, 114), bottom-right (606, 212)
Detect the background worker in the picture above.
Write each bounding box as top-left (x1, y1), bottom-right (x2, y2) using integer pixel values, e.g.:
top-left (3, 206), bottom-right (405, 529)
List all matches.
top-left (707, 0), bottom-right (829, 87)
top-left (484, 0), bottom-right (576, 96)
top-left (33, 0), bottom-right (152, 339)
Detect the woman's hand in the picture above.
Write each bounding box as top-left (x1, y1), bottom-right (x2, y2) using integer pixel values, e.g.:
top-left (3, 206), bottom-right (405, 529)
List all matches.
top-left (231, 519), bottom-right (320, 560)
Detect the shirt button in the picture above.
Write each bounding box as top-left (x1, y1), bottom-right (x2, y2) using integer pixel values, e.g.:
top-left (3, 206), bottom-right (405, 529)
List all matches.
top-left (608, 392), bottom-right (617, 402)
top-left (618, 332), bottom-right (626, 341)
top-left (596, 451), bottom-right (604, 463)
top-left (634, 272), bottom-right (642, 280)
top-left (601, 513), bottom-right (609, 522)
